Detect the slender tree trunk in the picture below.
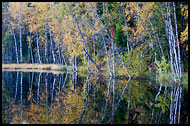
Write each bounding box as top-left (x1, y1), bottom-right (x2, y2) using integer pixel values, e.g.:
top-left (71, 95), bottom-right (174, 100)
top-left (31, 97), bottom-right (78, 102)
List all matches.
top-left (112, 77), bottom-right (115, 120)
top-left (84, 53), bottom-right (90, 73)
top-left (29, 32), bottom-right (34, 63)
top-left (148, 19), bottom-right (164, 58)
top-left (111, 29), bottom-right (115, 77)
top-left (45, 3), bottom-right (48, 63)
top-left (58, 40), bottom-right (62, 64)
top-left (46, 73), bottom-right (49, 121)
top-left (36, 32), bottom-right (42, 64)
top-left (37, 72), bottom-right (41, 104)
top-left (75, 56), bottom-right (78, 72)
top-left (50, 75), bottom-right (56, 115)
top-left (20, 72), bottom-right (23, 123)
top-left (14, 71), bottom-right (19, 103)
top-left (62, 72), bottom-right (68, 91)
top-left (74, 5), bottom-right (100, 71)
top-left (108, 77), bottom-right (131, 123)
top-left (29, 72), bottom-right (34, 102)
top-left (103, 33), bottom-right (112, 76)
top-left (173, 2), bottom-right (182, 80)
top-left (95, 12), bottom-right (131, 78)
top-left (122, 7), bottom-right (130, 53)
top-left (19, 3), bottom-right (23, 63)
top-left (13, 30), bottom-right (19, 64)
top-left (165, 2), bottom-right (181, 82)
top-left (104, 77), bottom-right (112, 117)
top-left (49, 28), bottom-right (56, 63)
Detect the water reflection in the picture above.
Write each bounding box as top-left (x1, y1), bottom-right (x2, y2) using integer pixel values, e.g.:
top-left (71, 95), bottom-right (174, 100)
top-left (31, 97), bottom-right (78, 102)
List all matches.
top-left (2, 71), bottom-right (188, 124)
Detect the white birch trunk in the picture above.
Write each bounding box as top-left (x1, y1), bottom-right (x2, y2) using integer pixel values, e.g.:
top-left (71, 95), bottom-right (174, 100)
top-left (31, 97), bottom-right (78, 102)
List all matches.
top-left (110, 28), bottom-right (115, 77)
top-left (95, 11), bottom-right (131, 78)
top-left (19, 3), bottom-right (23, 63)
top-left (74, 5), bottom-right (100, 71)
top-left (36, 32), bottom-right (42, 64)
top-left (103, 34), bottom-right (112, 76)
top-left (13, 30), bottom-right (19, 64)
top-left (49, 28), bottom-right (56, 63)
top-left (45, 3), bottom-right (48, 63)
top-left (29, 32), bottom-right (34, 63)
top-left (122, 7), bottom-right (130, 53)
top-left (75, 56), bottom-right (78, 72)
top-left (173, 2), bottom-right (182, 80)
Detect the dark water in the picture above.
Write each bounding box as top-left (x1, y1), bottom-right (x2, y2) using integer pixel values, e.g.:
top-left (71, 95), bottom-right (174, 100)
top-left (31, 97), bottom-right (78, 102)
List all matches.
top-left (2, 71), bottom-right (188, 124)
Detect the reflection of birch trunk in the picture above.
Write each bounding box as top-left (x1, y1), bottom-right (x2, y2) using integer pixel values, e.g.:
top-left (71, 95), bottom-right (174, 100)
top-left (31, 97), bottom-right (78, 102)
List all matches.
top-left (46, 73), bottom-right (49, 121)
top-left (61, 72), bottom-right (68, 91)
top-left (80, 84), bottom-right (96, 123)
top-left (37, 72), bottom-right (42, 104)
top-left (103, 33), bottom-right (112, 76)
top-left (178, 85), bottom-right (182, 124)
top-left (20, 72), bottom-right (23, 123)
top-left (112, 77), bottom-right (115, 121)
top-left (171, 85), bottom-right (182, 124)
top-left (50, 75), bottom-right (56, 114)
top-left (108, 77), bottom-right (131, 123)
top-left (14, 71), bottom-right (19, 104)
top-left (104, 77), bottom-right (112, 118)
top-left (127, 99), bottom-right (130, 123)
top-left (157, 86), bottom-right (168, 123)
top-left (83, 77), bottom-right (86, 96)
top-left (58, 74), bottom-right (62, 100)
top-left (169, 84), bottom-right (182, 124)
top-left (29, 72), bottom-right (34, 102)
top-left (87, 74), bottom-right (90, 92)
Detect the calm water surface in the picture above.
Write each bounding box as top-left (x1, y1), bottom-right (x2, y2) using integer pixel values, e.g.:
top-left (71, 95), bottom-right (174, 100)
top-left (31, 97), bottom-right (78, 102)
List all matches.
top-left (2, 71), bottom-right (188, 124)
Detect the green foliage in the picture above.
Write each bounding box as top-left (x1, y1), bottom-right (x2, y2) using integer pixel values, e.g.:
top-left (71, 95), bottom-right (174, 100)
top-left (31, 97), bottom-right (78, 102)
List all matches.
top-left (154, 56), bottom-right (173, 81)
top-left (120, 50), bottom-right (148, 77)
top-left (155, 94), bottom-right (170, 113)
top-left (155, 56), bottom-right (171, 74)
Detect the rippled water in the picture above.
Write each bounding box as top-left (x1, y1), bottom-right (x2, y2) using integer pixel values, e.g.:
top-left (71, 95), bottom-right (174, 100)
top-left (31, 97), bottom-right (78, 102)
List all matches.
top-left (2, 71), bottom-right (188, 124)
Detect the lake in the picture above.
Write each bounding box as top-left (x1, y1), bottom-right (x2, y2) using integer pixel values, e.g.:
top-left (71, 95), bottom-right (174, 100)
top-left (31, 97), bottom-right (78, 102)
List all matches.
top-left (2, 71), bottom-right (188, 124)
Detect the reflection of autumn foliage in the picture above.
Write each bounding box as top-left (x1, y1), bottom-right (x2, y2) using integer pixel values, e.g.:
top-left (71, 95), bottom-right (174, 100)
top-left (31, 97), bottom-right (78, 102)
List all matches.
top-left (50, 90), bottom-right (86, 124)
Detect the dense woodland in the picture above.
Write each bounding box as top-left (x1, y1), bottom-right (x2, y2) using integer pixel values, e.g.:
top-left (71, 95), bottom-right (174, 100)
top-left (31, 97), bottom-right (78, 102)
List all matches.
top-left (2, 2), bottom-right (188, 82)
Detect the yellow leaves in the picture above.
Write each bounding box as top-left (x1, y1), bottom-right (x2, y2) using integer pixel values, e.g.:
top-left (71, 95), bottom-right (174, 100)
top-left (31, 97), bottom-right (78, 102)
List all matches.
top-left (181, 5), bottom-right (188, 19)
top-left (180, 24), bottom-right (188, 42)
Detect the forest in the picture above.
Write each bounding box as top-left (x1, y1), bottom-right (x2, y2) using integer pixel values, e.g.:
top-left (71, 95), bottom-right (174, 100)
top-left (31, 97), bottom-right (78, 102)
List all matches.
top-left (2, 2), bottom-right (189, 124)
top-left (2, 2), bottom-right (188, 82)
